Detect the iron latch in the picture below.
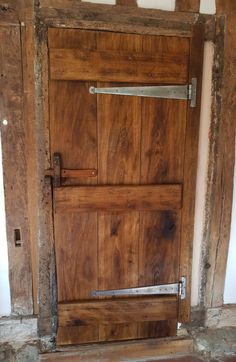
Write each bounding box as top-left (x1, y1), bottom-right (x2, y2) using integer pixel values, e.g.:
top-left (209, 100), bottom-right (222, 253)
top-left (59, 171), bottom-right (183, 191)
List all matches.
top-left (89, 78), bottom-right (197, 107)
top-left (91, 276), bottom-right (186, 300)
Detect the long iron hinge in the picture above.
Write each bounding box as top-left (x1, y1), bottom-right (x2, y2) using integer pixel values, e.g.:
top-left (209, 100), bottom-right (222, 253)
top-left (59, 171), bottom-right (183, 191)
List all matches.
top-left (91, 276), bottom-right (186, 300)
top-left (89, 78), bottom-right (197, 107)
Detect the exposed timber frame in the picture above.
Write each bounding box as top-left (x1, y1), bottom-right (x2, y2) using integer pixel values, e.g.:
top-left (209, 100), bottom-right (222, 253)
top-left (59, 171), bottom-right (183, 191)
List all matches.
top-left (36, 0), bottom-right (207, 335)
top-left (0, 0), bottom-right (236, 347)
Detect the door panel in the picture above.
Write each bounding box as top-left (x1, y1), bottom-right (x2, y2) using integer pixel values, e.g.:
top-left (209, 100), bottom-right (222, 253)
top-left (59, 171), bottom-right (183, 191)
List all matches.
top-left (47, 28), bottom-right (202, 345)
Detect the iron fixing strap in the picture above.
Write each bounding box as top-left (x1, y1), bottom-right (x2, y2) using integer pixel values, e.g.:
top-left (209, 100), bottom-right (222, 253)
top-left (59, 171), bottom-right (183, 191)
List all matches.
top-left (89, 78), bottom-right (197, 108)
top-left (91, 276), bottom-right (186, 300)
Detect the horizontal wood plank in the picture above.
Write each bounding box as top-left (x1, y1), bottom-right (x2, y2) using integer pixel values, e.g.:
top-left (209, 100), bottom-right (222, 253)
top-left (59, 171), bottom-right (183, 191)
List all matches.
top-left (49, 49), bottom-right (188, 84)
top-left (58, 297), bottom-right (177, 327)
top-left (40, 336), bottom-right (193, 361)
top-left (54, 185), bottom-right (182, 212)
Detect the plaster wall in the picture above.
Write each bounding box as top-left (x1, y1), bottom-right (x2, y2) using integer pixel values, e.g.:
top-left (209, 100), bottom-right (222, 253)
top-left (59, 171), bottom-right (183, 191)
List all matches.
top-left (0, 134), bottom-right (11, 316)
top-left (224, 146), bottom-right (236, 304)
top-left (82, 0), bottom-right (216, 13)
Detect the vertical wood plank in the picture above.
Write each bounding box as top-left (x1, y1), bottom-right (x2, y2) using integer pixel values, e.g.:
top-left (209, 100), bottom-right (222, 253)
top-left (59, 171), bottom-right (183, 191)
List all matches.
top-left (49, 27), bottom-right (99, 342)
top-left (98, 212), bottom-right (139, 341)
top-left (175, 0), bottom-right (200, 13)
top-left (179, 24), bottom-right (204, 321)
top-left (0, 26), bottom-right (33, 315)
top-left (21, 24), bottom-right (39, 315)
top-left (97, 31), bottom-right (142, 341)
top-left (55, 212), bottom-right (99, 343)
top-left (138, 34), bottom-right (189, 338)
top-left (50, 81), bottom-right (97, 185)
top-left (141, 99), bottom-right (187, 184)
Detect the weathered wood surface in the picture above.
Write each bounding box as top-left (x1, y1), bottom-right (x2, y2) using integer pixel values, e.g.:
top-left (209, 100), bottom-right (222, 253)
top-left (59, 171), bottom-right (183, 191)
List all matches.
top-left (40, 1), bottom-right (196, 37)
top-left (40, 336), bottom-right (194, 361)
top-left (48, 27), bottom-right (200, 345)
top-left (203, 2), bottom-right (236, 308)
top-left (0, 0), bottom-right (33, 24)
top-left (58, 297), bottom-right (177, 326)
top-left (35, 24), bottom-right (57, 334)
top-left (21, 24), bottom-right (39, 315)
top-left (0, 26), bottom-right (33, 314)
top-left (178, 24), bottom-right (204, 321)
top-left (175, 0), bottom-right (200, 12)
top-left (54, 185), bottom-right (182, 212)
top-left (50, 48), bottom-right (188, 84)
top-left (117, 0), bottom-right (137, 6)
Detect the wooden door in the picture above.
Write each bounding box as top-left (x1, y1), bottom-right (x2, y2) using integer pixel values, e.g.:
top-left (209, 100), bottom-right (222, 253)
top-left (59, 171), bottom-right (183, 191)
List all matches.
top-left (48, 27), bottom-right (203, 345)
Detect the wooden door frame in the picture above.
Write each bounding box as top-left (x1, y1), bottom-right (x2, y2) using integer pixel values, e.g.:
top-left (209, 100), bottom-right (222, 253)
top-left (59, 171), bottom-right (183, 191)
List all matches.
top-left (2, 0), bottom-right (236, 343)
top-left (34, 2), bottom-right (205, 335)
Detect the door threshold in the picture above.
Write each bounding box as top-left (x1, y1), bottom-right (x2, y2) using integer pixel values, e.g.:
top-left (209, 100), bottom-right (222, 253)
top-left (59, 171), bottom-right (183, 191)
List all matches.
top-left (40, 336), bottom-right (194, 361)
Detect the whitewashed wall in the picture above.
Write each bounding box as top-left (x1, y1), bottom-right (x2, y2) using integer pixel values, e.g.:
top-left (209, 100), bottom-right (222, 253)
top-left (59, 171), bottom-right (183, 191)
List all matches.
top-left (224, 147), bottom-right (236, 304)
top-left (0, 134), bottom-right (11, 316)
top-left (82, 0), bottom-right (216, 13)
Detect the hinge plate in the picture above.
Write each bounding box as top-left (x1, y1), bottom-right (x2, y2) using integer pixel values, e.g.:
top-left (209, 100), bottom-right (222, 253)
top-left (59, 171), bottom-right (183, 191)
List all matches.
top-left (90, 78), bottom-right (197, 107)
top-left (91, 276), bottom-right (186, 300)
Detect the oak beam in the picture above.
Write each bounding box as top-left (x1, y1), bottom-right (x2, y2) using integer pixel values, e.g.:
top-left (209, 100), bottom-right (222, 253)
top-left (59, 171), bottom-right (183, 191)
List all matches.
top-left (203, 3), bottom-right (236, 308)
top-left (175, 0), bottom-right (200, 13)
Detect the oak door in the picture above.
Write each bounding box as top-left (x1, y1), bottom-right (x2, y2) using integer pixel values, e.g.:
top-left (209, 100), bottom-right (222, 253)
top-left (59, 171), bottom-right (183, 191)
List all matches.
top-left (48, 27), bottom-right (203, 345)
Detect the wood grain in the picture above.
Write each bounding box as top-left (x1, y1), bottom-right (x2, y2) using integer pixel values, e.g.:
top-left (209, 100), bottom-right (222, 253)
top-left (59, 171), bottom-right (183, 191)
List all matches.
top-left (179, 24), bottom-right (204, 321)
top-left (50, 48), bottom-right (188, 84)
top-left (58, 297), bottom-right (177, 326)
top-left (48, 28), bottom-right (196, 345)
top-left (175, 0), bottom-right (200, 12)
top-left (54, 185), bottom-right (182, 212)
top-left (49, 81), bottom-right (97, 186)
top-left (40, 1), bottom-right (196, 37)
top-left (116, 0), bottom-right (137, 6)
top-left (54, 212), bottom-right (99, 342)
top-left (96, 31), bottom-right (142, 341)
top-left (204, 4), bottom-right (236, 308)
top-left (40, 336), bottom-right (194, 361)
top-left (21, 24), bottom-right (38, 314)
top-left (0, 26), bottom-right (33, 314)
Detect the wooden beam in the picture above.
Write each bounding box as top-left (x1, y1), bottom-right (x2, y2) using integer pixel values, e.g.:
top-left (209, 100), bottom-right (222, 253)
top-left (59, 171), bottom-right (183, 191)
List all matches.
top-left (179, 24), bottom-right (204, 321)
top-left (175, 0), bottom-right (200, 13)
top-left (34, 23), bottom-right (57, 335)
top-left (40, 336), bottom-right (194, 361)
top-left (116, 0), bottom-right (137, 6)
top-left (0, 26), bottom-right (33, 314)
top-left (203, 5), bottom-right (236, 308)
top-left (39, 1), bottom-right (197, 37)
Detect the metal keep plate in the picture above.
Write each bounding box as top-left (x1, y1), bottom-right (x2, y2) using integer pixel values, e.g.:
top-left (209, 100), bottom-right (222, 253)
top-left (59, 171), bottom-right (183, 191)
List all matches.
top-left (89, 78), bottom-right (197, 107)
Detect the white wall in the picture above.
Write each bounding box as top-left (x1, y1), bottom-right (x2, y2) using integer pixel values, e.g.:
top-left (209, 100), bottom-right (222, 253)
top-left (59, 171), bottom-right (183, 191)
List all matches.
top-left (224, 147), bottom-right (236, 304)
top-left (0, 133), bottom-right (11, 316)
top-left (191, 41), bottom-right (214, 306)
top-left (82, 0), bottom-right (216, 14)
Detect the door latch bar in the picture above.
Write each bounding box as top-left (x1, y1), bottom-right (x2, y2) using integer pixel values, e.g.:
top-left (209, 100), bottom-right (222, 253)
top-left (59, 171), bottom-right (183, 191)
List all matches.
top-left (89, 78), bottom-right (197, 107)
top-left (91, 276), bottom-right (186, 300)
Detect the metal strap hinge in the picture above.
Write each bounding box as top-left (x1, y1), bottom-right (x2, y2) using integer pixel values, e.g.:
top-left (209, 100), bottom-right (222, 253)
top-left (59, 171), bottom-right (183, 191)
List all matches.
top-left (89, 78), bottom-right (197, 107)
top-left (91, 276), bottom-right (186, 300)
